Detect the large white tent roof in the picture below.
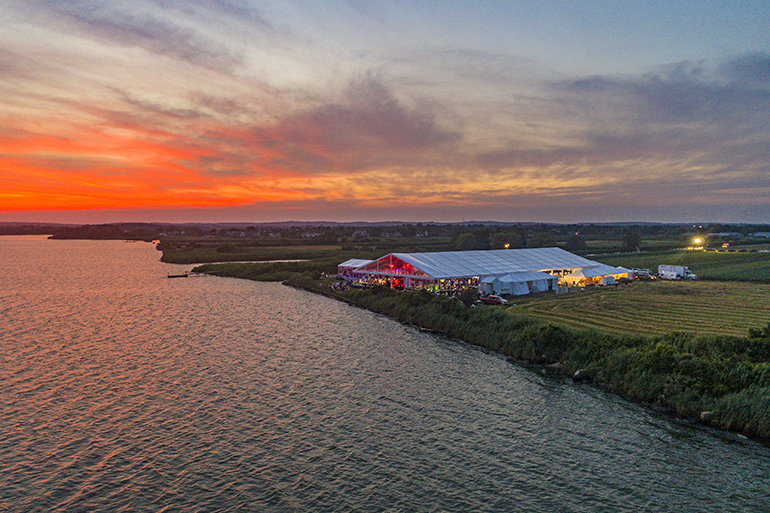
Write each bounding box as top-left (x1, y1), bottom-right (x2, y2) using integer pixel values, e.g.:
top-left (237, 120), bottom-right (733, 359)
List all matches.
top-left (499, 271), bottom-right (558, 283)
top-left (364, 247), bottom-right (597, 279)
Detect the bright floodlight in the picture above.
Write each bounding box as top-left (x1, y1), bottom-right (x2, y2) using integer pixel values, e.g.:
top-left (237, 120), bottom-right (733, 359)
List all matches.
top-left (694, 238), bottom-right (702, 244)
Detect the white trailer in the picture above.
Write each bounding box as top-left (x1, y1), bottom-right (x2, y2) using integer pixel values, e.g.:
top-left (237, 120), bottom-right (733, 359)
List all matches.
top-left (658, 265), bottom-right (697, 280)
top-left (599, 275), bottom-right (616, 286)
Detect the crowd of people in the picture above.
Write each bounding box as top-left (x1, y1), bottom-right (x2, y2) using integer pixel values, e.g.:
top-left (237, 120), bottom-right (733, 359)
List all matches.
top-left (318, 280), bottom-right (350, 292)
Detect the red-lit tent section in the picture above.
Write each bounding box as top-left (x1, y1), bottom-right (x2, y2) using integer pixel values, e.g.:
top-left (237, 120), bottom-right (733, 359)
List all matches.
top-left (353, 254), bottom-right (437, 289)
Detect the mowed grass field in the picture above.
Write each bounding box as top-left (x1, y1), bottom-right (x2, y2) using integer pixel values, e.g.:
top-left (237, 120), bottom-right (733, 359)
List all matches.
top-left (509, 280), bottom-right (770, 338)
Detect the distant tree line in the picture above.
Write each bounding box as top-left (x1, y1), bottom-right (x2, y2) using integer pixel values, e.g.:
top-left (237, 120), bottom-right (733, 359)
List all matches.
top-left (0, 225), bottom-right (61, 236)
top-left (22, 221), bottom-right (770, 255)
top-left (451, 226), bottom-right (560, 251)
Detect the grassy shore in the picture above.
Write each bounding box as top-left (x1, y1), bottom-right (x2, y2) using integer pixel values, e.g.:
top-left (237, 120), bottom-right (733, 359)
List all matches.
top-left (193, 259), bottom-right (341, 282)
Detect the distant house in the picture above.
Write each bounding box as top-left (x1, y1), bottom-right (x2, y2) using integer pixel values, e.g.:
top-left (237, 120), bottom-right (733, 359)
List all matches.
top-left (352, 230), bottom-right (369, 238)
top-left (268, 232), bottom-right (282, 238)
top-left (302, 232), bottom-right (320, 238)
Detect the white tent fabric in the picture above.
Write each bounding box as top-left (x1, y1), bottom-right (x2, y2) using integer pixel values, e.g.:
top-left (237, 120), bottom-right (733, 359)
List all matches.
top-left (337, 258), bottom-right (375, 280)
top-left (563, 264), bottom-right (631, 285)
top-left (511, 281), bottom-right (530, 295)
top-left (480, 275), bottom-right (499, 295)
top-left (565, 264), bottom-right (631, 279)
top-left (357, 247), bottom-right (597, 280)
top-left (497, 276), bottom-right (515, 295)
top-left (337, 258), bottom-right (373, 269)
top-left (486, 271), bottom-right (558, 295)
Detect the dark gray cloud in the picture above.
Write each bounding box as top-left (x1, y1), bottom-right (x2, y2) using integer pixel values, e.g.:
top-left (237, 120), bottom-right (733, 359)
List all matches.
top-left (157, 0), bottom-right (271, 28)
top-left (77, 14), bottom-right (242, 73)
top-left (238, 73), bottom-right (461, 173)
top-left (320, 73), bottom-right (460, 150)
top-left (24, 0), bottom-right (249, 73)
top-left (558, 55), bottom-right (770, 124)
top-left (720, 52), bottom-right (770, 87)
top-left (469, 53), bottom-right (770, 177)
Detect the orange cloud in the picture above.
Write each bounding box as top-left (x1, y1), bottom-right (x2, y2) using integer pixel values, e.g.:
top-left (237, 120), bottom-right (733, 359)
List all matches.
top-left (0, 118), bottom-right (310, 211)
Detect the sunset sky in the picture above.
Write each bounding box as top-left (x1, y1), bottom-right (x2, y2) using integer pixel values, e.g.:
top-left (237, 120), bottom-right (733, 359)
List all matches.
top-left (2, 1), bottom-right (769, 224)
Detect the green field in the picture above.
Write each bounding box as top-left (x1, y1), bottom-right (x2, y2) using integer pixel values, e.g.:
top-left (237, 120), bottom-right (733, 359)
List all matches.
top-left (161, 238), bottom-right (450, 264)
top-left (596, 249), bottom-right (770, 283)
top-left (510, 281), bottom-right (770, 338)
top-left (161, 244), bottom-right (349, 264)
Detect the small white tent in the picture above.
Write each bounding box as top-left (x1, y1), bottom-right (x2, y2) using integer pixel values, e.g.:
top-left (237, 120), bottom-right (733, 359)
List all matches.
top-left (531, 278), bottom-right (549, 293)
top-left (511, 281), bottom-right (530, 295)
top-left (480, 275), bottom-right (500, 295)
top-left (497, 275), bottom-right (523, 295)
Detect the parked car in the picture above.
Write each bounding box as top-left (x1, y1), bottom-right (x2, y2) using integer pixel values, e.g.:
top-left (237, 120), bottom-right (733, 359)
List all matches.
top-left (632, 268), bottom-right (654, 280)
top-left (479, 295), bottom-right (508, 305)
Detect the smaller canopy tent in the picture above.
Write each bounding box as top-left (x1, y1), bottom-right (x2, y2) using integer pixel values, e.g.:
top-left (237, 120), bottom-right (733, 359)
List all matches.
top-left (530, 276), bottom-right (555, 293)
top-left (480, 275), bottom-right (500, 295)
top-left (509, 271), bottom-right (558, 295)
top-left (563, 265), bottom-right (631, 286)
top-left (498, 274), bottom-right (524, 296)
top-left (337, 259), bottom-right (374, 280)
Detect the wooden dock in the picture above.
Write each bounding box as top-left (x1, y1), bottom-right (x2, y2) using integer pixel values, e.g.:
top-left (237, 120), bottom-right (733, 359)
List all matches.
top-left (167, 271), bottom-right (204, 279)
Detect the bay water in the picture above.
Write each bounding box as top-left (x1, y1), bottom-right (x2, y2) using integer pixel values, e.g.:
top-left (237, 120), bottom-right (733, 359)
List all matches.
top-left (1, 236), bottom-right (768, 512)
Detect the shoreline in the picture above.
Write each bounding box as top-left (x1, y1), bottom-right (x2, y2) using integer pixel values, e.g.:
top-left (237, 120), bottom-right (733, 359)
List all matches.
top-left (282, 280), bottom-right (355, 305)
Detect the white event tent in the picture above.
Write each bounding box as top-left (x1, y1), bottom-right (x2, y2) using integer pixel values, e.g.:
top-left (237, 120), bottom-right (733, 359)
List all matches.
top-left (342, 247), bottom-right (608, 293)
